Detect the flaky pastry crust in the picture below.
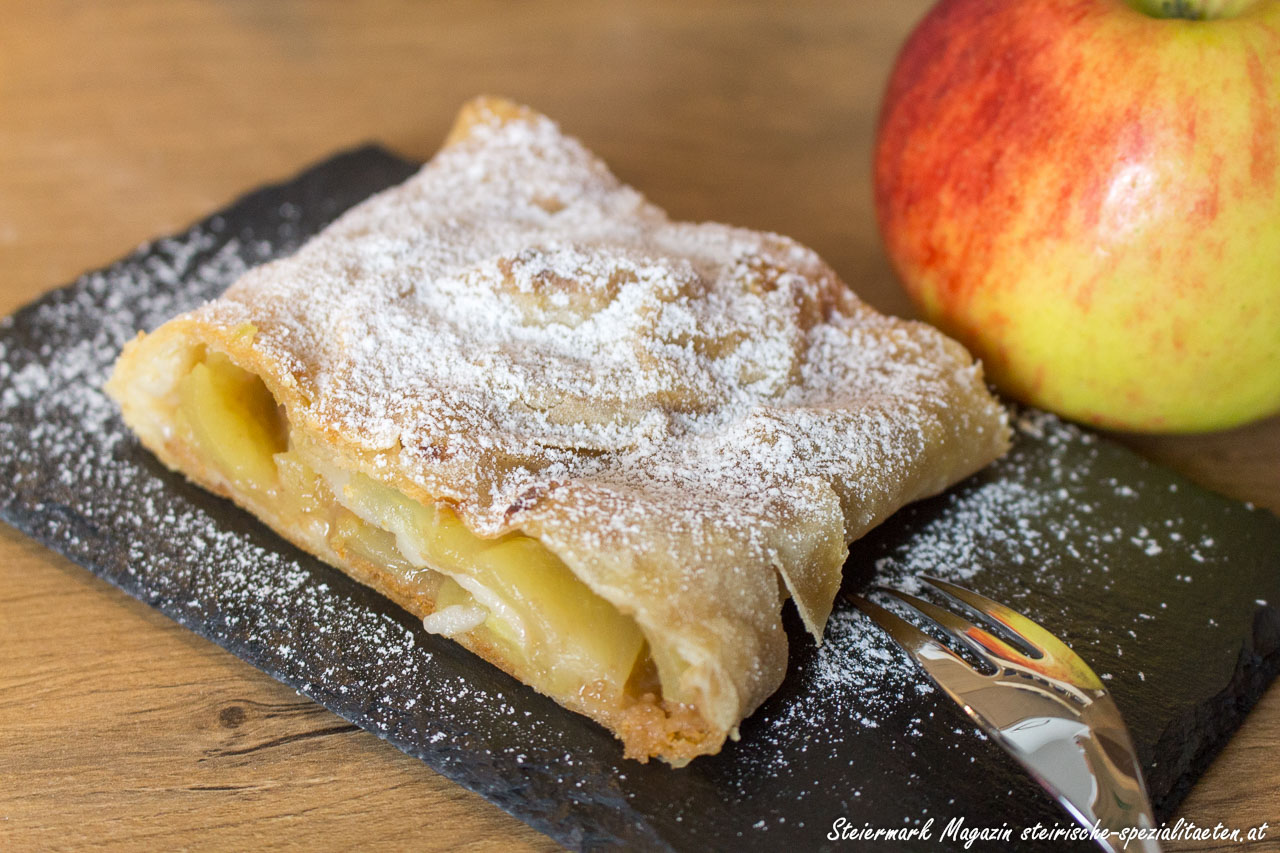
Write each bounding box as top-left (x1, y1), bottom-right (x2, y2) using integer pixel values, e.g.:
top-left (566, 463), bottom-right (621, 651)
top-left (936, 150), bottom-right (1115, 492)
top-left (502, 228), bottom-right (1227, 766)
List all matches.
top-left (108, 97), bottom-right (1010, 765)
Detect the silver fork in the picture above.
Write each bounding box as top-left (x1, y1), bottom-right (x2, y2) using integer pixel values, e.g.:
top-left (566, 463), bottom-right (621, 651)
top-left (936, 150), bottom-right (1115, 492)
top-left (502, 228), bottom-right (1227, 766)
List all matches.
top-left (848, 576), bottom-right (1160, 853)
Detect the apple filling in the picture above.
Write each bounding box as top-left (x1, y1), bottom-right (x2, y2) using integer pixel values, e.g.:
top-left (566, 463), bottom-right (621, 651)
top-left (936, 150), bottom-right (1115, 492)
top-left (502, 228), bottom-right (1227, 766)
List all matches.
top-left (172, 349), bottom-right (658, 705)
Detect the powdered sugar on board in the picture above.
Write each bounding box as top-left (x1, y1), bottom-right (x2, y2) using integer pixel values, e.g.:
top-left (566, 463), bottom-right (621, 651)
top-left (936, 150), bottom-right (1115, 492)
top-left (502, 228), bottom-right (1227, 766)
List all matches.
top-left (3, 146), bottom-right (1278, 851)
top-left (727, 407), bottom-right (1241, 793)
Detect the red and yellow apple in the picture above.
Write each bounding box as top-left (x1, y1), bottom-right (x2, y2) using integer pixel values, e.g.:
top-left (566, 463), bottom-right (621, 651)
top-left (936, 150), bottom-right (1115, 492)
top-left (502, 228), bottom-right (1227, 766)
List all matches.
top-left (874, 0), bottom-right (1280, 432)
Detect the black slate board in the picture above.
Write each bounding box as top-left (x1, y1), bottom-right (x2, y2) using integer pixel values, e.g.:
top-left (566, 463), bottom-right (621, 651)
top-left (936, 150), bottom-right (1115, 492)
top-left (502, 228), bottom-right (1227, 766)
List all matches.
top-left (3, 146), bottom-right (1279, 852)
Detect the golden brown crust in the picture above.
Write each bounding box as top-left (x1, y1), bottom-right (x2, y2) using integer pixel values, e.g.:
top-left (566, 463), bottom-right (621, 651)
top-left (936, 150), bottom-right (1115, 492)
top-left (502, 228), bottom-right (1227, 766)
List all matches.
top-left (107, 97), bottom-right (1011, 764)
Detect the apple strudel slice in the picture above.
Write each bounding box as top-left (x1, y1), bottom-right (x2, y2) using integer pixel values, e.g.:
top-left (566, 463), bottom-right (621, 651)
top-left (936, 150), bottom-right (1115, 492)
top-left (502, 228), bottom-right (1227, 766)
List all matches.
top-left (107, 97), bottom-right (1010, 766)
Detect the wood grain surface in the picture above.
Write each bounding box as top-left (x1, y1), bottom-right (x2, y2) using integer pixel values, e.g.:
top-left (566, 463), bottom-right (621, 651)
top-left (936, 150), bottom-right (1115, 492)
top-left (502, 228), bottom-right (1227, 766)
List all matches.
top-left (1, 2), bottom-right (1277, 850)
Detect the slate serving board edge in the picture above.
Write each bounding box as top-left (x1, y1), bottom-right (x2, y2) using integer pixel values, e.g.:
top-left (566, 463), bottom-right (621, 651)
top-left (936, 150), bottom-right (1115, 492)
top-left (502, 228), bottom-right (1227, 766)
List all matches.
top-left (1149, 604), bottom-right (1280, 816)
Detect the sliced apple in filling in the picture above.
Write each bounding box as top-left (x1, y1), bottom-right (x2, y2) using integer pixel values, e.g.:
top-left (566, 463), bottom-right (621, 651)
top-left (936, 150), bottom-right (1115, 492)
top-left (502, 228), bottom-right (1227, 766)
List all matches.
top-left (176, 351), bottom-right (286, 496)
top-left (168, 347), bottom-right (657, 710)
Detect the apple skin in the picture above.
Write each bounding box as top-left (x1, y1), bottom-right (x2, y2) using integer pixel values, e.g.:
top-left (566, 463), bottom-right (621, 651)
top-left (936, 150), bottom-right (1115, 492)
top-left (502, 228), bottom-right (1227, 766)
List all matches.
top-left (874, 0), bottom-right (1280, 432)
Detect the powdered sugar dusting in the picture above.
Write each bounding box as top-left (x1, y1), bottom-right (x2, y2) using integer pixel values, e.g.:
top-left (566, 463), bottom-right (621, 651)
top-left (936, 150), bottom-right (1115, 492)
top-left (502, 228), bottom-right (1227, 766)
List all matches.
top-left (193, 101), bottom-right (1008, 566)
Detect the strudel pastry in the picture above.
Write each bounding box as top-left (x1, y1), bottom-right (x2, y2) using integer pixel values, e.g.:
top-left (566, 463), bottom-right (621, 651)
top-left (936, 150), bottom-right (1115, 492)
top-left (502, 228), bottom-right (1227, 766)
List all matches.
top-left (107, 97), bottom-right (1010, 765)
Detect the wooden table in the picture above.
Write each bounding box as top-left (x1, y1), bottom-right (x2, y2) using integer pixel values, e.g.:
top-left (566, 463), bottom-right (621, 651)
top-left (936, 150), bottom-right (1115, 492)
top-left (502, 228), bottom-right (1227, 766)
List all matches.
top-left (2, 2), bottom-right (1276, 849)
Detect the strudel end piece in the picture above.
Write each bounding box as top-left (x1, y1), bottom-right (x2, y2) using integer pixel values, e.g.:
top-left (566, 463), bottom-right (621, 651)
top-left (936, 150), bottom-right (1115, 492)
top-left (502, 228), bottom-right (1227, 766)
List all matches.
top-left (107, 97), bottom-right (1010, 765)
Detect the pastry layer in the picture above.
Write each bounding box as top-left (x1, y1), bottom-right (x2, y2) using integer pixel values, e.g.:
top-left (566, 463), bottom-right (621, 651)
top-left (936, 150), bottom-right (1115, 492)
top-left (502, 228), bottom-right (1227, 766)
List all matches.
top-left (108, 97), bottom-right (1011, 764)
